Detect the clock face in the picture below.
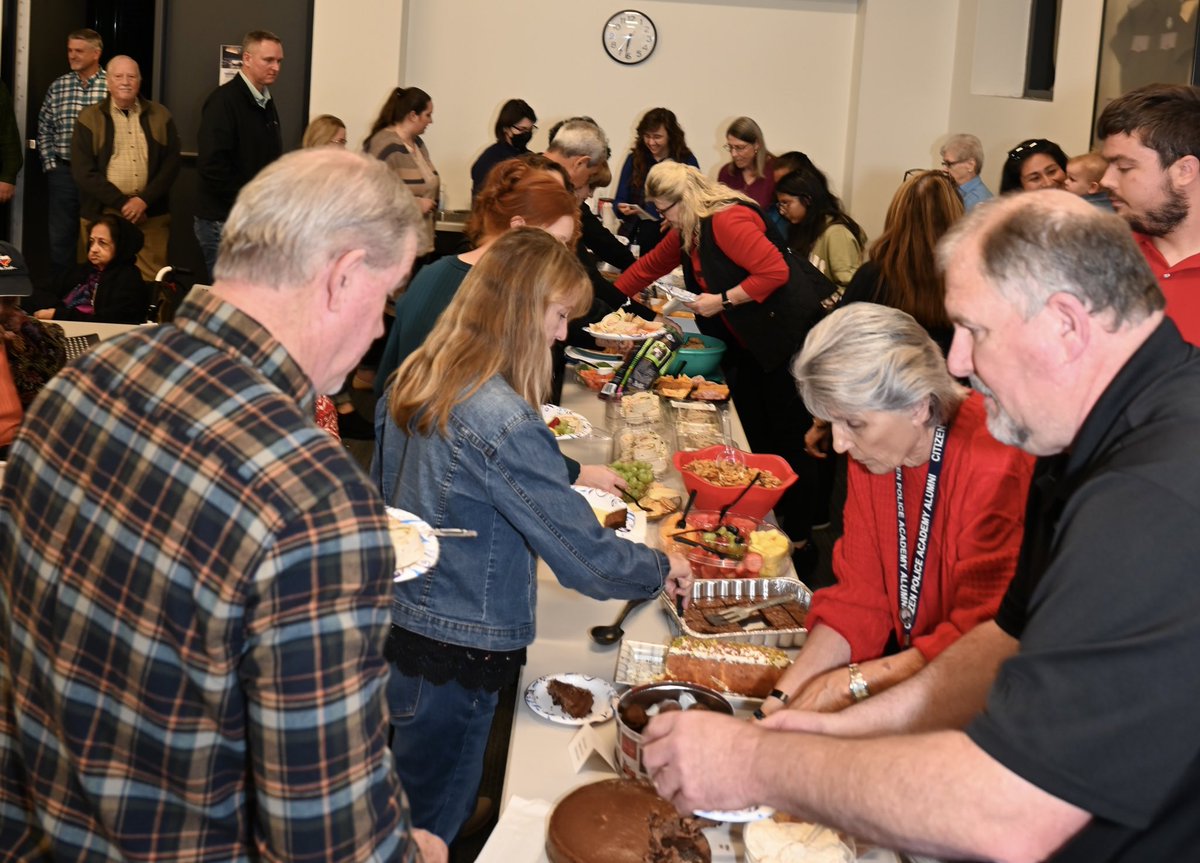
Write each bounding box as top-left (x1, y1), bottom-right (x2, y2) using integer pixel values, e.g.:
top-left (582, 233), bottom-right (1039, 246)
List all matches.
top-left (603, 10), bottom-right (657, 65)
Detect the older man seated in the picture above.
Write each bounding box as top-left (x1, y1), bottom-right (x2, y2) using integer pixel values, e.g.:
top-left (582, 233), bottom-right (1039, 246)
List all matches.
top-left (939, 132), bottom-right (993, 210)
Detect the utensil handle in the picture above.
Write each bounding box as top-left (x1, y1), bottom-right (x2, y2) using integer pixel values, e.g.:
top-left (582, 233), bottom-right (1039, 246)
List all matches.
top-left (718, 471), bottom-right (761, 520)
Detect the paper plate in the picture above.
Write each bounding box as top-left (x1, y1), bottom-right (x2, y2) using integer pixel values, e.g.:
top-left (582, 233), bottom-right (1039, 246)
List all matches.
top-left (385, 507), bottom-right (439, 583)
top-left (524, 673), bottom-right (616, 725)
top-left (564, 346), bottom-right (623, 366)
top-left (573, 485), bottom-right (648, 544)
top-left (582, 325), bottom-right (666, 342)
top-left (542, 404), bottom-right (593, 440)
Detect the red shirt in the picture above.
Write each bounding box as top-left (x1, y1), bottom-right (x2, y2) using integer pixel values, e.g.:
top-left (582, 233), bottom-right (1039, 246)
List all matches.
top-left (1134, 232), bottom-right (1200, 345)
top-left (807, 393), bottom-right (1035, 662)
top-left (614, 206), bottom-right (788, 301)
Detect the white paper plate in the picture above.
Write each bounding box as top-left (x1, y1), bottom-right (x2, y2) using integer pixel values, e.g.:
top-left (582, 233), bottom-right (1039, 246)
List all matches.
top-left (573, 485), bottom-right (648, 544)
top-left (524, 672), bottom-right (616, 725)
top-left (542, 404), bottom-right (593, 440)
top-left (582, 325), bottom-right (666, 342)
top-left (694, 804), bottom-right (776, 823)
top-left (564, 346), bottom-right (622, 366)
top-left (385, 507), bottom-right (439, 583)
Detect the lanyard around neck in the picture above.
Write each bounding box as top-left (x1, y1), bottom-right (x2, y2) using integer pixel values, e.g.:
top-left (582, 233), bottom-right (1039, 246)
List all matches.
top-left (894, 424), bottom-right (948, 647)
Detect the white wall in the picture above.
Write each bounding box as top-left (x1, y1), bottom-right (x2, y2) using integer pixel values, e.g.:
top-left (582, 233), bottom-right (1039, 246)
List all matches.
top-left (308, 0), bottom-right (407, 149)
top-left (400, 0), bottom-right (859, 210)
top-left (845, 0), bottom-right (960, 240)
top-left (946, 0), bottom-right (1105, 192)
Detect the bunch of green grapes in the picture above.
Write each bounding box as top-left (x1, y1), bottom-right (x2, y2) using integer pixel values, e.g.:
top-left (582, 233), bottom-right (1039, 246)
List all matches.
top-left (610, 460), bottom-right (654, 500)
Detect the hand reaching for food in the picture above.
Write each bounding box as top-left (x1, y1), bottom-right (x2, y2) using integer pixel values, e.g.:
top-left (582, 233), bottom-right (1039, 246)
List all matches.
top-left (577, 464), bottom-right (627, 496)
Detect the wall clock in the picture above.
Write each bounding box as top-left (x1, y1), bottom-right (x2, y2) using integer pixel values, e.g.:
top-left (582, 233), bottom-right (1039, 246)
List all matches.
top-left (603, 10), bottom-right (657, 65)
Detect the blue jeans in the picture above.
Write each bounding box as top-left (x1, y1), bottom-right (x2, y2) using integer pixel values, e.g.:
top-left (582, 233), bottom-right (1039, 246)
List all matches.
top-left (46, 165), bottom-right (80, 280)
top-left (387, 670), bottom-right (499, 844)
top-left (192, 217), bottom-right (224, 282)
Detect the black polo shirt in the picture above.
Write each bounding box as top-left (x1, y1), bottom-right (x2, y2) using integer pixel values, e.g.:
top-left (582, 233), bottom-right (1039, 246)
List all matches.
top-left (968, 319), bottom-right (1200, 861)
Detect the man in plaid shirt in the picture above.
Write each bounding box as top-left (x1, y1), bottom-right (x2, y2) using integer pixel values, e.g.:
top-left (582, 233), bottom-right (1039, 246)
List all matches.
top-left (0, 148), bottom-right (444, 862)
top-left (37, 28), bottom-right (107, 280)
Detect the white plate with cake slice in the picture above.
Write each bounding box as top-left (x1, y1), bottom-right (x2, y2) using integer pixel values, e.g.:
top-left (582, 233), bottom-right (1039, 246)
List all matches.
top-left (385, 507), bottom-right (439, 583)
top-left (573, 486), bottom-right (648, 544)
top-left (525, 672), bottom-right (616, 725)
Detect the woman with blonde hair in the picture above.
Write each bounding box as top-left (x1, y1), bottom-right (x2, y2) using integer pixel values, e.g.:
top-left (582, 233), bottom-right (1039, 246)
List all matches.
top-left (372, 228), bottom-right (691, 844)
top-left (842, 170), bottom-right (964, 355)
top-left (615, 161), bottom-right (829, 575)
top-left (717, 116), bottom-right (775, 209)
top-left (300, 113), bottom-right (347, 148)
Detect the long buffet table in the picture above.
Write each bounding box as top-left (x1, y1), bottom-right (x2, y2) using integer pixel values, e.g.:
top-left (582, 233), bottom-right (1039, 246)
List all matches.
top-left (477, 369), bottom-right (909, 863)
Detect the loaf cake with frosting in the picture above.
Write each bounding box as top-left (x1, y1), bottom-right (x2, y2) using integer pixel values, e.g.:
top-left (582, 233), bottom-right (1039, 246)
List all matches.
top-left (664, 636), bottom-right (789, 698)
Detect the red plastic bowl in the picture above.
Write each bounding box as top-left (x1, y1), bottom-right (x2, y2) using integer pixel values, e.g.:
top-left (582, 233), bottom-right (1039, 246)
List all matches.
top-left (673, 446), bottom-right (798, 519)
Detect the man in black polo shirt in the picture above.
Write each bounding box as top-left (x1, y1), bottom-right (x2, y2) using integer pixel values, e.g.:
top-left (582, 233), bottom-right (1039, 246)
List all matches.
top-left (640, 190), bottom-right (1200, 862)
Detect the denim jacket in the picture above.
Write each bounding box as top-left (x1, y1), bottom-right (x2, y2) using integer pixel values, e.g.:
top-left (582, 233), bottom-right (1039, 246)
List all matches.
top-left (370, 375), bottom-right (668, 652)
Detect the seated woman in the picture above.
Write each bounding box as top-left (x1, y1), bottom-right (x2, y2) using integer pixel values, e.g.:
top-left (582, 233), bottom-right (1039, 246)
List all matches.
top-left (614, 107), bottom-right (698, 252)
top-left (371, 228), bottom-right (692, 844)
top-left (760, 303), bottom-right (1034, 716)
top-left (774, 166), bottom-right (866, 301)
top-left (35, 215), bottom-right (147, 324)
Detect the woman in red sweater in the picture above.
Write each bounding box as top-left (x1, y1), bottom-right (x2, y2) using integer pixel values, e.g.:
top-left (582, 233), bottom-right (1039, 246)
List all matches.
top-left (614, 162), bottom-right (827, 571)
top-left (758, 303), bottom-right (1034, 715)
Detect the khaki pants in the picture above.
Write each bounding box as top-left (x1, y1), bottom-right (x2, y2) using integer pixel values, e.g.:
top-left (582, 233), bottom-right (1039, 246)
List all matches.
top-left (79, 213), bottom-right (171, 282)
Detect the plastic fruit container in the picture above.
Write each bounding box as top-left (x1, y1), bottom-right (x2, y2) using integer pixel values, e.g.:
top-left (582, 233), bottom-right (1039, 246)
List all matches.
top-left (673, 446), bottom-right (798, 519)
top-left (659, 510), bottom-right (790, 579)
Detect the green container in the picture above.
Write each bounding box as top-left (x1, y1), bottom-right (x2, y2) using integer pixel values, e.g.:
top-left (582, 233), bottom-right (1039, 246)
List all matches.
top-left (665, 333), bottom-right (726, 377)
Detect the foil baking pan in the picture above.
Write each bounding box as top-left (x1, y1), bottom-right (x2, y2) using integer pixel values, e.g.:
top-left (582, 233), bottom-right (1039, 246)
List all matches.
top-left (660, 577), bottom-right (812, 648)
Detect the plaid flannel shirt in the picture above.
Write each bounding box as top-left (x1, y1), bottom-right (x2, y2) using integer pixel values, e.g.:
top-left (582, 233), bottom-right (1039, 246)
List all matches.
top-left (0, 289), bottom-right (421, 862)
top-left (36, 68), bottom-right (106, 171)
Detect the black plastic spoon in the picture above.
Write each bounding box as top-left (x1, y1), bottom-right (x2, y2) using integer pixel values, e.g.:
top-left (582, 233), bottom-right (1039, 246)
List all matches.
top-left (589, 598), bottom-right (649, 646)
top-left (718, 472), bottom-right (761, 521)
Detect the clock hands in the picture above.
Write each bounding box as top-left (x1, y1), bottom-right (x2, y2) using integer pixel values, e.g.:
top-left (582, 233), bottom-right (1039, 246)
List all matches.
top-left (623, 33), bottom-right (632, 59)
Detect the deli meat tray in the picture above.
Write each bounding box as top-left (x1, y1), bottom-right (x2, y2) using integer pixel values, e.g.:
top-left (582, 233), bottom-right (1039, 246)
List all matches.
top-left (612, 639), bottom-right (762, 711)
top-left (660, 577), bottom-right (812, 648)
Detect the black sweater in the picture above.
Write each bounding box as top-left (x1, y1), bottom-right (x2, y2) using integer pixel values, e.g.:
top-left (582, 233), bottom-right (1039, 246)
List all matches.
top-left (195, 76), bottom-right (282, 221)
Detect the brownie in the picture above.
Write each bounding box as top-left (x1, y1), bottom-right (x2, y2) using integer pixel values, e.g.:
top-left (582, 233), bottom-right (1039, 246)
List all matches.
top-left (682, 597), bottom-right (808, 634)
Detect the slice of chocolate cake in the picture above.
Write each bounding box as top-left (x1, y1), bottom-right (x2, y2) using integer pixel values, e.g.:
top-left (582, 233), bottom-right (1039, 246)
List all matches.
top-left (547, 678), bottom-right (594, 719)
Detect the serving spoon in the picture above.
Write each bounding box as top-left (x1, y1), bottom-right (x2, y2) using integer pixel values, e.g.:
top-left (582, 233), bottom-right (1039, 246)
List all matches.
top-left (589, 598), bottom-right (649, 646)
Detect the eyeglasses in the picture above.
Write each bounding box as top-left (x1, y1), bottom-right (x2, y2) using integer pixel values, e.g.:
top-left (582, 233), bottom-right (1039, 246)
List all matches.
top-left (658, 199), bottom-right (680, 216)
top-left (724, 142), bottom-right (754, 154)
top-left (331, 137), bottom-right (347, 146)
top-left (903, 168), bottom-right (925, 181)
top-left (510, 124), bottom-right (537, 134)
top-left (941, 158), bottom-right (966, 169)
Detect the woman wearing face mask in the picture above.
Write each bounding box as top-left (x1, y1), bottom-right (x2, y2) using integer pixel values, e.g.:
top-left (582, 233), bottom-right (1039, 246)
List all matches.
top-left (371, 228), bottom-right (692, 845)
top-left (717, 116), bottom-right (775, 209)
top-left (758, 303), bottom-right (1033, 717)
top-left (470, 98), bottom-right (537, 199)
top-left (614, 107), bottom-right (698, 252)
top-left (35, 214), bottom-right (147, 323)
top-left (999, 138), bottom-right (1068, 193)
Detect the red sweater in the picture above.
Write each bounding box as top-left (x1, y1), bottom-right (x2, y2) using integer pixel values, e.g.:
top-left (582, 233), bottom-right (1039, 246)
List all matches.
top-left (808, 392), bottom-right (1034, 662)
top-left (614, 206), bottom-right (788, 302)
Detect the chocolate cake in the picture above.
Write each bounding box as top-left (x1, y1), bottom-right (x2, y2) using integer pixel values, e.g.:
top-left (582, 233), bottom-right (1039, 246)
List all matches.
top-left (547, 678), bottom-right (594, 719)
top-left (546, 779), bottom-right (711, 863)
